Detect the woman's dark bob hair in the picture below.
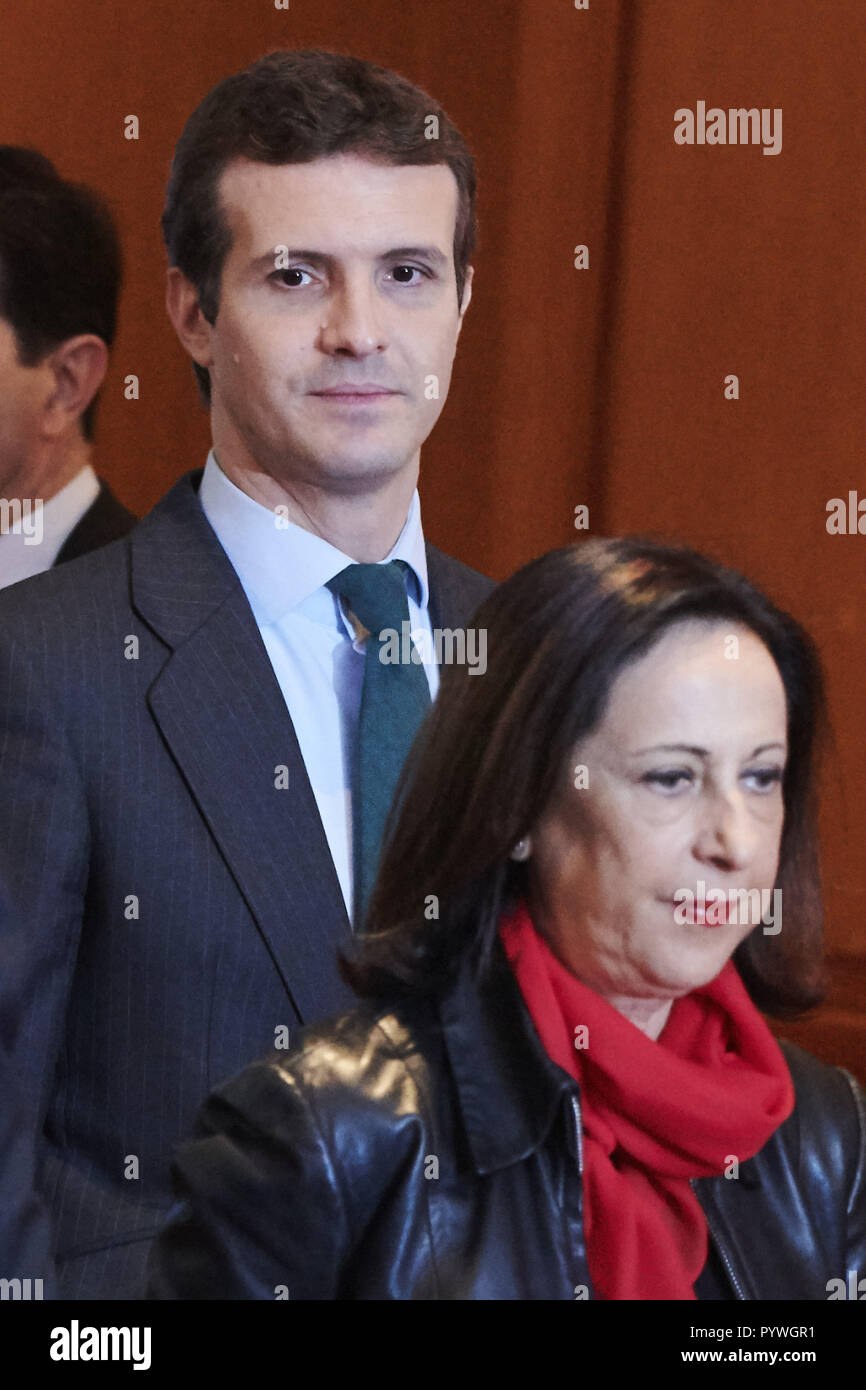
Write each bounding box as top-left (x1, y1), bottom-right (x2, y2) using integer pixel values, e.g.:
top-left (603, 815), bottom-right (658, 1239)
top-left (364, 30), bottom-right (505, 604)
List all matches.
top-left (342, 538), bottom-right (828, 1018)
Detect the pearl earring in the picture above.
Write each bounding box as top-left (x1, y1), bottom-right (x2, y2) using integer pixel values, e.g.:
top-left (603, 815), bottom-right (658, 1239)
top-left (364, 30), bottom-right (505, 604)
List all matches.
top-left (509, 837), bottom-right (531, 862)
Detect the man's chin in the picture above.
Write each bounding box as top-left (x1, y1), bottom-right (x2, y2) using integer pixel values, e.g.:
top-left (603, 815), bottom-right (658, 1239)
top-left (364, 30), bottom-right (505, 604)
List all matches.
top-left (293, 448), bottom-right (416, 492)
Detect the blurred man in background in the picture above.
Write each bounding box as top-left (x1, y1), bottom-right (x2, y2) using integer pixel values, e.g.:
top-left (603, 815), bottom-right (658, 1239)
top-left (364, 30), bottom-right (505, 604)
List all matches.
top-left (0, 146), bottom-right (136, 590)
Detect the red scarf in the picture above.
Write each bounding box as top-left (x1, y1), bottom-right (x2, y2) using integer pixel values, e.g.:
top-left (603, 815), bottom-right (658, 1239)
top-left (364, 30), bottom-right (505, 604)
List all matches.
top-left (499, 900), bottom-right (794, 1300)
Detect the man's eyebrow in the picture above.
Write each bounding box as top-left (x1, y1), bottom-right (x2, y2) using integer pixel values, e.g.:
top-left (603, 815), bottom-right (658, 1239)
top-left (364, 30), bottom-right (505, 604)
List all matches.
top-left (249, 244), bottom-right (448, 272)
top-left (629, 742), bottom-right (787, 758)
top-left (386, 245), bottom-right (448, 266)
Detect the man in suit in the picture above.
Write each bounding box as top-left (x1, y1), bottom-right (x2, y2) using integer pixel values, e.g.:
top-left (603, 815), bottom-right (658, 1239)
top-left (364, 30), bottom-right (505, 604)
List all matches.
top-left (0, 50), bottom-right (493, 1298)
top-left (0, 147), bottom-right (136, 591)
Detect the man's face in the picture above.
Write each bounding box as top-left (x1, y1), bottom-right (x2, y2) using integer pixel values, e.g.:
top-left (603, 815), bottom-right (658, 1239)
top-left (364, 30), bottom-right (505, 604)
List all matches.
top-left (0, 316), bottom-right (47, 494)
top-left (196, 153), bottom-right (471, 491)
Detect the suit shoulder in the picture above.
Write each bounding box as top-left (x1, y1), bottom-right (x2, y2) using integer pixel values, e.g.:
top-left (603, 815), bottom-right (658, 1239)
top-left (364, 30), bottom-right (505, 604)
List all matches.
top-left (0, 533), bottom-right (131, 631)
top-left (426, 542), bottom-right (495, 591)
top-left (95, 477), bottom-right (138, 529)
top-left (54, 480), bottom-right (139, 565)
top-left (425, 542), bottom-right (496, 615)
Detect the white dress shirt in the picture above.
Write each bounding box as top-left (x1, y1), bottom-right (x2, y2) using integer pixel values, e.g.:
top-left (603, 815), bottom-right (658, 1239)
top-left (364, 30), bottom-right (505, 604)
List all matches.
top-left (0, 462), bottom-right (100, 590)
top-left (198, 449), bottom-right (438, 919)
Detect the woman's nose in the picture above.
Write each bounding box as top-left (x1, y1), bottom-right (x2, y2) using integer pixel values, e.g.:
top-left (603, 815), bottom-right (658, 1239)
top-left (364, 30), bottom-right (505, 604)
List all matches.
top-left (693, 793), bottom-right (754, 870)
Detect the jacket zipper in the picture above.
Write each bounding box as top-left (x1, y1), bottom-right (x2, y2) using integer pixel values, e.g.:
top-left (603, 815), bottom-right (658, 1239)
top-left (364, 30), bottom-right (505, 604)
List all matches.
top-left (570, 1093), bottom-right (584, 1176)
top-left (567, 1090), bottom-right (591, 1298)
top-left (690, 1178), bottom-right (746, 1300)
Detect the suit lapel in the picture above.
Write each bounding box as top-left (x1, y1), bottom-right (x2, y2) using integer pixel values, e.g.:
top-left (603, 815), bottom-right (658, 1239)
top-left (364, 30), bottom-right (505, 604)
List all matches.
top-left (425, 543), bottom-right (450, 631)
top-left (132, 470), bottom-right (353, 1023)
top-left (425, 541), bottom-right (493, 630)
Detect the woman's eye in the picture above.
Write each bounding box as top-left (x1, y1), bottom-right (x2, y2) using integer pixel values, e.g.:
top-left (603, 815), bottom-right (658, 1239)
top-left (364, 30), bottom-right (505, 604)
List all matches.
top-left (641, 770), bottom-right (692, 792)
top-left (744, 767), bottom-right (783, 792)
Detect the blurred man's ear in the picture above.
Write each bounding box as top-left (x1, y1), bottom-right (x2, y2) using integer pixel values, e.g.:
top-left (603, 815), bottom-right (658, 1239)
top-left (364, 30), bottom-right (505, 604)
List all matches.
top-left (43, 335), bottom-right (108, 438)
top-left (165, 266), bottom-right (215, 371)
top-left (456, 264), bottom-right (473, 340)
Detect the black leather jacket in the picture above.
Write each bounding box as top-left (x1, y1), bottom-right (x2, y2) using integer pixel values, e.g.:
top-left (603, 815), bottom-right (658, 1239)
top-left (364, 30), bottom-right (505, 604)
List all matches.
top-left (147, 944), bottom-right (866, 1300)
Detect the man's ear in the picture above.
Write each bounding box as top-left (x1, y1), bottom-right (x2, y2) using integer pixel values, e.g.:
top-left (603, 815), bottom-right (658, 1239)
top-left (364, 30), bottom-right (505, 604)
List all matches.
top-left (42, 335), bottom-right (108, 438)
top-left (165, 266), bottom-right (214, 369)
top-left (456, 264), bottom-right (474, 339)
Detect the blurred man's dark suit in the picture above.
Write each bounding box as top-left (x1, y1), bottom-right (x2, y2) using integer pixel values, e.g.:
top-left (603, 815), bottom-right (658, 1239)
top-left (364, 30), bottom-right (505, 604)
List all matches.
top-left (53, 475), bottom-right (137, 566)
top-left (0, 476), bottom-right (135, 1299)
top-left (0, 888), bottom-right (55, 1300)
top-left (0, 467), bottom-right (493, 1299)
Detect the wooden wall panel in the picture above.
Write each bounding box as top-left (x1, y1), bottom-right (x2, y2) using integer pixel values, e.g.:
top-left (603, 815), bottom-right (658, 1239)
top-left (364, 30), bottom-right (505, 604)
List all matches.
top-left (3, 0), bottom-right (862, 1076)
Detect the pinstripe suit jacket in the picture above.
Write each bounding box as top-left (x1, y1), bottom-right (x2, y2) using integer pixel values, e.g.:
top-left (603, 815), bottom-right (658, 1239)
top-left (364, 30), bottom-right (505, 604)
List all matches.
top-left (0, 468), bottom-right (494, 1300)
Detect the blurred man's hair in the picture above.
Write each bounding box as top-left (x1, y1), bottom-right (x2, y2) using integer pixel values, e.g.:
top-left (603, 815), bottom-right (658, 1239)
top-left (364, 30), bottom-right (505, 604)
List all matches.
top-left (0, 147), bottom-right (122, 442)
top-left (162, 48), bottom-right (478, 406)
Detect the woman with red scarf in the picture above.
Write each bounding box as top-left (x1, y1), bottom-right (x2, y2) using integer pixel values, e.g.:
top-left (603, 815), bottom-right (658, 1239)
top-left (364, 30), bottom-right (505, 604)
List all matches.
top-left (149, 539), bottom-right (865, 1301)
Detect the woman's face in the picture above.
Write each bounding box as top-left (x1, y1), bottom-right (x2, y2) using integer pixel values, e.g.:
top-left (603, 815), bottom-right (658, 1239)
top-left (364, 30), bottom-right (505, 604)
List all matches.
top-left (527, 619), bottom-right (788, 1005)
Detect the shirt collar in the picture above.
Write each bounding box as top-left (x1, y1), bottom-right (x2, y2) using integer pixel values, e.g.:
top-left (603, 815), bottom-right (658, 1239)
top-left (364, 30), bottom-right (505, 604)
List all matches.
top-left (197, 449), bottom-right (429, 626)
top-left (0, 462), bottom-right (100, 585)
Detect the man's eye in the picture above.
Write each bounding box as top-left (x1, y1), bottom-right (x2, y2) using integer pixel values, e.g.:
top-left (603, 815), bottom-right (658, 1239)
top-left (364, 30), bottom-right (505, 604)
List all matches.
top-left (641, 770), bottom-right (692, 792)
top-left (389, 265), bottom-right (425, 284)
top-left (271, 268), bottom-right (314, 288)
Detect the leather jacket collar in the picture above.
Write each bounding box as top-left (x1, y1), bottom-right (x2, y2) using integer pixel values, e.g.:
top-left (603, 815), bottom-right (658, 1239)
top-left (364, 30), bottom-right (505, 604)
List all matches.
top-left (436, 936), bottom-right (767, 1189)
top-left (437, 937), bottom-right (579, 1175)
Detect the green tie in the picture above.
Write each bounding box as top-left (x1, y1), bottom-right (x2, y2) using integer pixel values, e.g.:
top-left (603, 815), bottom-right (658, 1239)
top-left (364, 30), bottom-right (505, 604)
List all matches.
top-left (326, 560), bottom-right (431, 927)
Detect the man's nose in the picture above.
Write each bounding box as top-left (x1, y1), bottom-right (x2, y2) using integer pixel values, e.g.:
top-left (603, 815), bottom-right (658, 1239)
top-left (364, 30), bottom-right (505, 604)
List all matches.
top-left (317, 279), bottom-right (388, 357)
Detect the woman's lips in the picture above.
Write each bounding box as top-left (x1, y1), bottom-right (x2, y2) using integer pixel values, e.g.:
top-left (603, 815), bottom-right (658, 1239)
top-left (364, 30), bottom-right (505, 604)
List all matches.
top-left (666, 897), bottom-right (730, 926)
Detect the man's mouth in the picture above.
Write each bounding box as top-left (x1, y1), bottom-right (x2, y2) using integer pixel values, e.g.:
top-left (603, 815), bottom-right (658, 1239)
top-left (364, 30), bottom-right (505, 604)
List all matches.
top-left (309, 385), bottom-right (400, 400)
